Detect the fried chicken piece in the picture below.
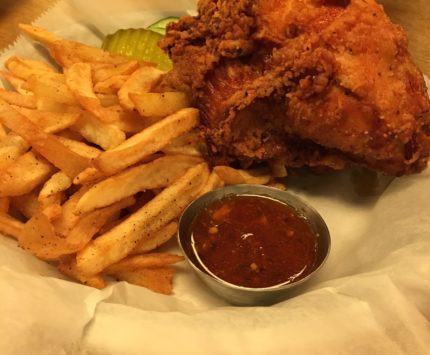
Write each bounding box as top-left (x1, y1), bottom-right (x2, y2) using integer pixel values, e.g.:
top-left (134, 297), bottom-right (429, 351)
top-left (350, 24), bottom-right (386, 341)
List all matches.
top-left (158, 0), bottom-right (430, 176)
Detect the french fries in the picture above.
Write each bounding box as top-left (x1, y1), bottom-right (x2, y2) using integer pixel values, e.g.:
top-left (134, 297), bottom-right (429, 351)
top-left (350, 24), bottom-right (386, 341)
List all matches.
top-left (76, 163), bottom-right (209, 276)
top-left (0, 24), bottom-right (284, 295)
top-left (0, 151), bottom-right (54, 197)
top-left (94, 108), bottom-right (199, 175)
top-left (130, 92), bottom-right (190, 118)
top-left (76, 154), bottom-right (203, 214)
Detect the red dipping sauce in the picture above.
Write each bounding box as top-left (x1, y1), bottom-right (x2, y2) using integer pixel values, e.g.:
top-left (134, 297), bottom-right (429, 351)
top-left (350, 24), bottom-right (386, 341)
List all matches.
top-left (191, 195), bottom-right (318, 288)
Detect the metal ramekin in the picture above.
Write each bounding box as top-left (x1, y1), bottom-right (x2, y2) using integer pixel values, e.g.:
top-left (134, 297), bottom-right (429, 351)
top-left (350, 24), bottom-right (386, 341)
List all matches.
top-left (177, 184), bottom-right (331, 306)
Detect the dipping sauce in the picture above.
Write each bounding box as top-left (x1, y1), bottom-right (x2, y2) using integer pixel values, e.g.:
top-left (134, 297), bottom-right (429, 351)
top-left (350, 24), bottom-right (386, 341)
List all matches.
top-left (191, 195), bottom-right (318, 288)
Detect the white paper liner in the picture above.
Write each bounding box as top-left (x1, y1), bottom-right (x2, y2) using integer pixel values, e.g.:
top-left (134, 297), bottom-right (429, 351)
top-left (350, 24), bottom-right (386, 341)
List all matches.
top-left (0, 1), bottom-right (429, 354)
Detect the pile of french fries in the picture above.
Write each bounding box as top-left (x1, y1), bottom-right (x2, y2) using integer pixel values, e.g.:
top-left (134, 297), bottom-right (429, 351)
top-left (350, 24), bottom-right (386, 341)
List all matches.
top-left (0, 25), bottom-right (285, 294)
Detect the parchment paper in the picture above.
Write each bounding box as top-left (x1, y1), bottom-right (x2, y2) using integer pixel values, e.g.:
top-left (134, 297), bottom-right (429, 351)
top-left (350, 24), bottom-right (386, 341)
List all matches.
top-left (0, 1), bottom-right (429, 354)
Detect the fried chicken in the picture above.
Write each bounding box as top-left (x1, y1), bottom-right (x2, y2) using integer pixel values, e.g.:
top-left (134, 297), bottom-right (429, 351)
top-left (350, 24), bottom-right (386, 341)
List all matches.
top-left (158, 0), bottom-right (430, 176)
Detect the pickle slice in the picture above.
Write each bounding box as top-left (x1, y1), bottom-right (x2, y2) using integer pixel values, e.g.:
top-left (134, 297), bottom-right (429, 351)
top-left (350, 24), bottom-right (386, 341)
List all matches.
top-left (102, 28), bottom-right (172, 71)
top-left (147, 16), bottom-right (179, 35)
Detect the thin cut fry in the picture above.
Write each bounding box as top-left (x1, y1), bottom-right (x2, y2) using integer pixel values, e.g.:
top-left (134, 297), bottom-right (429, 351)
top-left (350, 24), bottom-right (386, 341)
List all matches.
top-left (76, 155), bottom-right (203, 214)
top-left (0, 71), bottom-right (33, 95)
top-left (0, 99), bottom-right (90, 178)
top-left (118, 67), bottom-right (164, 111)
top-left (162, 130), bottom-right (206, 157)
top-left (50, 40), bottom-right (130, 68)
top-left (93, 60), bottom-right (140, 83)
top-left (110, 267), bottom-right (174, 295)
top-left (104, 253), bottom-right (184, 274)
top-left (13, 107), bottom-right (80, 133)
top-left (0, 134), bottom-right (30, 170)
top-left (132, 221), bottom-right (178, 255)
top-left (0, 213), bottom-right (24, 239)
top-left (95, 108), bottom-right (199, 175)
top-left (53, 187), bottom-right (89, 237)
top-left (76, 163), bottom-right (209, 276)
top-left (71, 111), bottom-right (125, 150)
top-left (213, 166), bottom-right (272, 185)
top-left (130, 92), bottom-right (190, 118)
top-left (5, 56), bottom-right (56, 81)
top-left (58, 256), bottom-right (106, 289)
top-left (55, 136), bottom-right (102, 159)
top-left (0, 88), bottom-right (36, 108)
top-left (65, 196), bottom-right (136, 251)
top-left (38, 172), bottom-right (72, 201)
top-left (0, 151), bottom-right (54, 197)
top-left (19, 24), bottom-right (62, 47)
top-left (94, 75), bottom-right (129, 94)
top-left (73, 167), bottom-right (105, 186)
top-left (65, 63), bottom-right (120, 123)
top-left (21, 197), bottom-right (135, 261)
top-left (27, 74), bottom-right (77, 106)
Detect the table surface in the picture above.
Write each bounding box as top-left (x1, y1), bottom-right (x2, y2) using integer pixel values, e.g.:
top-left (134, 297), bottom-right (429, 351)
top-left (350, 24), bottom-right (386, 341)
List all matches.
top-left (0, 0), bottom-right (429, 76)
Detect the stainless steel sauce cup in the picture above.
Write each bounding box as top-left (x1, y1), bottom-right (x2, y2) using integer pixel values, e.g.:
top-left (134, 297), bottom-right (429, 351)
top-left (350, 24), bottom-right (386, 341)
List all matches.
top-left (177, 184), bottom-right (331, 306)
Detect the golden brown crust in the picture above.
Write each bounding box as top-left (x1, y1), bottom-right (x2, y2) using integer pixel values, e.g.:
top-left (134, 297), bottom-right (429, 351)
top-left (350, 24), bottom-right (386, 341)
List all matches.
top-left (159, 0), bottom-right (430, 176)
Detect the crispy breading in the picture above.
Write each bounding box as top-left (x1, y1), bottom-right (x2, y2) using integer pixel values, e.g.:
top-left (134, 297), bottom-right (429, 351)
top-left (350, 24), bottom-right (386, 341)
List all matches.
top-left (159, 0), bottom-right (430, 176)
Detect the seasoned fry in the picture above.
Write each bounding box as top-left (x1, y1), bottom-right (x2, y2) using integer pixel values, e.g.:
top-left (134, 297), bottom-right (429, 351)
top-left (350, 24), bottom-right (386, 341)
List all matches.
top-left (13, 107), bottom-right (80, 133)
top-left (38, 172), bottom-right (72, 201)
top-left (41, 201), bottom-right (63, 221)
top-left (95, 108), bottom-right (199, 175)
top-left (55, 136), bottom-right (102, 160)
top-left (130, 92), bottom-right (190, 118)
top-left (0, 134), bottom-right (30, 170)
top-left (65, 62), bottom-right (120, 123)
top-left (94, 75), bottom-right (129, 94)
top-left (132, 221), bottom-right (178, 255)
top-left (104, 253), bottom-right (184, 274)
top-left (52, 187), bottom-right (89, 237)
top-left (76, 163), bottom-right (209, 276)
top-left (110, 267), bottom-right (174, 294)
top-left (118, 66), bottom-right (164, 110)
top-left (0, 213), bottom-right (24, 239)
top-left (5, 56), bottom-right (56, 81)
top-left (26, 74), bottom-right (77, 105)
top-left (58, 256), bottom-right (106, 289)
top-left (93, 60), bottom-right (140, 83)
top-left (0, 151), bottom-right (54, 197)
top-left (0, 88), bottom-right (36, 108)
top-left (19, 24), bottom-right (62, 47)
top-left (76, 155), bottom-right (203, 214)
top-left (0, 71), bottom-right (33, 95)
top-left (65, 196), bottom-right (136, 251)
top-left (213, 166), bottom-right (272, 185)
top-left (49, 40), bottom-right (130, 68)
top-left (0, 99), bottom-right (90, 178)
top-left (71, 111), bottom-right (125, 150)
top-left (162, 130), bottom-right (206, 157)
top-left (107, 106), bottom-right (147, 134)
top-left (72, 167), bottom-right (105, 186)
top-left (0, 146), bottom-right (25, 171)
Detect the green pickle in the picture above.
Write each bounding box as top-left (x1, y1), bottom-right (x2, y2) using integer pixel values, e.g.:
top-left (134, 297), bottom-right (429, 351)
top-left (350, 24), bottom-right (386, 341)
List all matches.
top-left (102, 28), bottom-right (173, 71)
top-left (147, 16), bottom-right (179, 35)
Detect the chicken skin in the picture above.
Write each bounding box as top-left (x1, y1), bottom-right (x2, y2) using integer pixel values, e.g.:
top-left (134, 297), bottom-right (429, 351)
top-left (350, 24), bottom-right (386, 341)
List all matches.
top-left (158, 0), bottom-right (430, 176)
